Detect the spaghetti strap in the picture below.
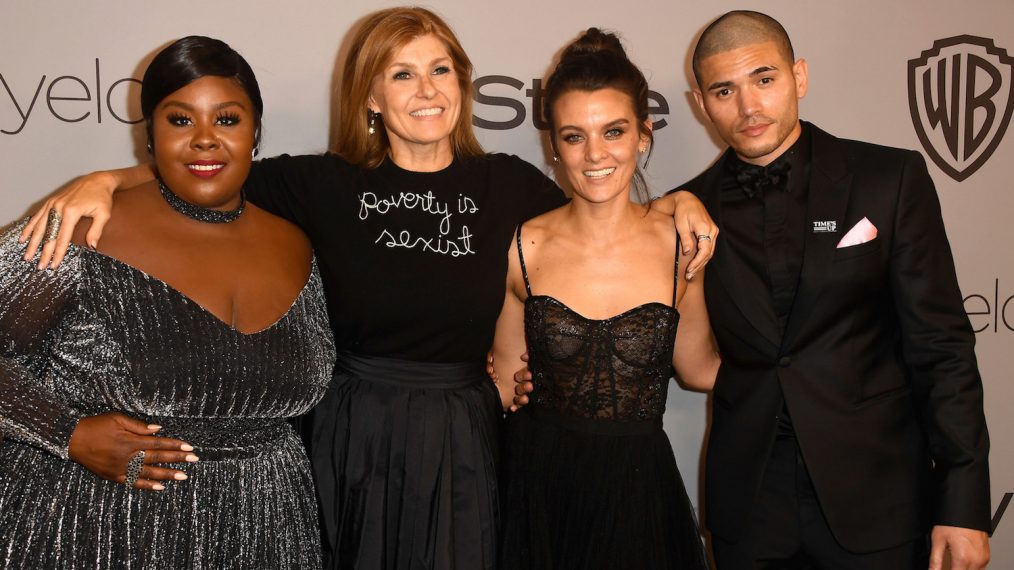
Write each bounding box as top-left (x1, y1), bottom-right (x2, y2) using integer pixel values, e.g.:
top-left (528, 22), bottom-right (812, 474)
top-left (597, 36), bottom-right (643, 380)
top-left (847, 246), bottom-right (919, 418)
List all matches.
top-left (516, 224), bottom-right (533, 297)
top-left (672, 222), bottom-right (681, 308)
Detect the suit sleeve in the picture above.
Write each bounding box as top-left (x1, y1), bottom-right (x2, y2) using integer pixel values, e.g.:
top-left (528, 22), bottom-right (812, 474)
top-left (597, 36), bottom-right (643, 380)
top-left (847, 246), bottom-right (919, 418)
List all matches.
top-left (0, 221), bottom-right (84, 459)
top-left (888, 151), bottom-right (991, 531)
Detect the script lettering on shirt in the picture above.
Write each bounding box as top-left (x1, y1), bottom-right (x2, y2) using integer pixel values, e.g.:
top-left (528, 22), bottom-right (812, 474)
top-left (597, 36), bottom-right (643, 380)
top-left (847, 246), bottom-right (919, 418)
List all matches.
top-left (358, 191), bottom-right (478, 257)
top-left (375, 226), bottom-right (475, 257)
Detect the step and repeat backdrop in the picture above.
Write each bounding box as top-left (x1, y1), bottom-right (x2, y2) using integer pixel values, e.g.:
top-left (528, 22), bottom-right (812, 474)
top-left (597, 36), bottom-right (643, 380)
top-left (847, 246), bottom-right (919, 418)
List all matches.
top-left (2, 0), bottom-right (1011, 562)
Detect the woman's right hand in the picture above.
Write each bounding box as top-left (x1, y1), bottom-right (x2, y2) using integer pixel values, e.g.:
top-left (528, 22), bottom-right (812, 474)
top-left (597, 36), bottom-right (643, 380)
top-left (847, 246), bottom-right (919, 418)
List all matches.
top-left (68, 412), bottom-right (198, 491)
top-left (20, 170), bottom-right (120, 270)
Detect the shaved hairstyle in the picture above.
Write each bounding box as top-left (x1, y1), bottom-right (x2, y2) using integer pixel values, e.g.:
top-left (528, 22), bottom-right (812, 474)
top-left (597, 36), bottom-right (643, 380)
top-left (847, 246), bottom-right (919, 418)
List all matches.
top-left (692, 10), bottom-right (795, 87)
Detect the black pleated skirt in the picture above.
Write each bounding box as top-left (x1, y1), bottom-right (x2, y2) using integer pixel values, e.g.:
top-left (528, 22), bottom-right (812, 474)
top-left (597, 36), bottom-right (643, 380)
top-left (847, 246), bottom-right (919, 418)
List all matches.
top-left (309, 353), bottom-right (500, 570)
top-left (499, 406), bottom-right (709, 570)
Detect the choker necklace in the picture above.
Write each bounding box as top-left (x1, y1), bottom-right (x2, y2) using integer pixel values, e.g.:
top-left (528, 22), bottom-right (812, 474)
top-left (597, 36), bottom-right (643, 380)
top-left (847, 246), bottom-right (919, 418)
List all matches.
top-left (158, 179), bottom-right (245, 223)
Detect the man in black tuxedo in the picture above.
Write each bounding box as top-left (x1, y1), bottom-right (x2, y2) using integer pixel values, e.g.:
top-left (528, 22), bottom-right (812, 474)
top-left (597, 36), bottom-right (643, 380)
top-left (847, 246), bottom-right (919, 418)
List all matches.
top-left (680, 10), bottom-right (991, 569)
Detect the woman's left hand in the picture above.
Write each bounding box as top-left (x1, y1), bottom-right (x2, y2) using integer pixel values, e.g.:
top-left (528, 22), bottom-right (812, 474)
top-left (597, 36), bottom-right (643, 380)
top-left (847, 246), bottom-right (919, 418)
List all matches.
top-left (660, 190), bottom-right (718, 280)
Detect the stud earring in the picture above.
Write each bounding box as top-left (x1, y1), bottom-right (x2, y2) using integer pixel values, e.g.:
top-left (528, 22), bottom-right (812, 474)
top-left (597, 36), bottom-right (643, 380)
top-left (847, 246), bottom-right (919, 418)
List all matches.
top-left (552, 155), bottom-right (560, 163)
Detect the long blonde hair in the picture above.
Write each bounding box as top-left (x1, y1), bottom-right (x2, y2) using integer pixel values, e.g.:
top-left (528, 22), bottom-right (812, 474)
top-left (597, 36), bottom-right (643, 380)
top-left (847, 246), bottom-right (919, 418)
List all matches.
top-left (333, 6), bottom-right (485, 168)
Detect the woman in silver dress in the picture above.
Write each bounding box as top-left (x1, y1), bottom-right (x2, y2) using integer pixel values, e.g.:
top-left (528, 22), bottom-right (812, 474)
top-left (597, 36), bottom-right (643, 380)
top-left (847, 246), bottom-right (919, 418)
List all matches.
top-left (0, 36), bottom-right (334, 568)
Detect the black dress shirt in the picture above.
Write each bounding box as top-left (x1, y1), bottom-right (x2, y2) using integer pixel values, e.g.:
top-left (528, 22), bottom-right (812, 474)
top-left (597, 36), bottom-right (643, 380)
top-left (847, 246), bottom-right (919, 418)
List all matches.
top-left (719, 123), bottom-right (812, 434)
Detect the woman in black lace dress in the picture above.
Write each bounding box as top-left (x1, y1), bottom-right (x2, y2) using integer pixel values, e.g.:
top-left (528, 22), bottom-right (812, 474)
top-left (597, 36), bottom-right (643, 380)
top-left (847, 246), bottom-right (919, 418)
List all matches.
top-left (492, 29), bottom-right (720, 569)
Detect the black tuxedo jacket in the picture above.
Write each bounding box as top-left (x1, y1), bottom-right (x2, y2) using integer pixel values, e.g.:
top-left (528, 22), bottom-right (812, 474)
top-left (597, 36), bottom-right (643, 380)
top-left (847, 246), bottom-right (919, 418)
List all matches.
top-left (680, 123), bottom-right (990, 552)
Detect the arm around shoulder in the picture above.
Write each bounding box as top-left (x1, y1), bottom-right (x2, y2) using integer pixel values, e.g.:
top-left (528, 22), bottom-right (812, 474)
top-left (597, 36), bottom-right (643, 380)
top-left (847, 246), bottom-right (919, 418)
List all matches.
top-left (22, 164), bottom-right (155, 269)
top-left (655, 190), bottom-right (718, 279)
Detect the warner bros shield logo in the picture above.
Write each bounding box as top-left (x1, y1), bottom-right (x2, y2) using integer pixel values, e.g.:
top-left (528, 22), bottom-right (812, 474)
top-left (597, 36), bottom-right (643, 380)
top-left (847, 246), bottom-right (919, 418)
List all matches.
top-left (908, 35), bottom-right (1014, 182)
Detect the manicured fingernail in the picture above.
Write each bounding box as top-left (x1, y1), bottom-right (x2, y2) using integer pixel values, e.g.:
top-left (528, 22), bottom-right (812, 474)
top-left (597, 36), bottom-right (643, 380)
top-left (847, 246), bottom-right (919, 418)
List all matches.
top-left (185, 454), bottom-right (199, 462)
top-left (148, 424), bottom-right (161, 431)
top-left (152, 484), bottom-right (165, 491)
top-left (687, 272), bottom-right (695, 281)
top-left (87, 240), bottom-right (97, 250)
top-left (180, 443), bottom-right (193, 451)
top-left (174, 473), bottom-right (188, 480)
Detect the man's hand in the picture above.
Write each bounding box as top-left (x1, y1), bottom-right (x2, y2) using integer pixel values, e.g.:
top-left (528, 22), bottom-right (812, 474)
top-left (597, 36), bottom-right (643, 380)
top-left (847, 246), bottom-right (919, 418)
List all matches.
top-left (510, 353), bottom-right (534, 412)
top-left (929, 525), bottom-right (990, 570)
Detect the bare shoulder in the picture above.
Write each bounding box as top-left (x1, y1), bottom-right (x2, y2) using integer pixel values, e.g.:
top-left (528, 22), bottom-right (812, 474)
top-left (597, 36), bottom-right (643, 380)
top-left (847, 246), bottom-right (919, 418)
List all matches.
top-left (643, 206), bottom-right (679, 250)
top-left (75, 183), bottom-right (160, 248)
top-left (519, 205), bottom-right (566, 242)
top-left (243, 204), bottom-right (312, 257)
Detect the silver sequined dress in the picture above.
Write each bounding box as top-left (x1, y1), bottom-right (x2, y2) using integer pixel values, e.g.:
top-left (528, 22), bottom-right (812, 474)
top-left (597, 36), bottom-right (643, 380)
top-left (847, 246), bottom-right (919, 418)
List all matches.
top-left (0, 220), bottom-right (335, 569)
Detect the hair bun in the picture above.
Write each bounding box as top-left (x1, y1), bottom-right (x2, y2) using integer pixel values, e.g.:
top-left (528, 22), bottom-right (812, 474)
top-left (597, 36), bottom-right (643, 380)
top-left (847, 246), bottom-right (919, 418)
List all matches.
top-left (560, 28), bottom-right (628, 63)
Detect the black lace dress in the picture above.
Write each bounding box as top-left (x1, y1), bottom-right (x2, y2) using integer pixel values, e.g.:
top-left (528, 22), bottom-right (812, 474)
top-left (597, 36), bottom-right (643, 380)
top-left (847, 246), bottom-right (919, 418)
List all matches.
top-left (499, 227), bottom-right (709, 570)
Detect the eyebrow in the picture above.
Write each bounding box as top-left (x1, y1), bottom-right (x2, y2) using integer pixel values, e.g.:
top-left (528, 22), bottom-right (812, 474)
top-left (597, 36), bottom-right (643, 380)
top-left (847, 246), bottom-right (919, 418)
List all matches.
top-left (706, 65), bottom-right (779, 91)
top-left (387, 56), bottom-right (452, 69)
top-left (557, 118), bottom-right (631, 132)
top-left (161, 100), bottom-right (248, 112)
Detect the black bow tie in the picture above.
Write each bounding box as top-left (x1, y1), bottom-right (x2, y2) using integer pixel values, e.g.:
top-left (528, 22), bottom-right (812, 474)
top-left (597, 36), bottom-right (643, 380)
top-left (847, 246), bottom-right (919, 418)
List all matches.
top-left (733, 160), bottom-right (792, 199)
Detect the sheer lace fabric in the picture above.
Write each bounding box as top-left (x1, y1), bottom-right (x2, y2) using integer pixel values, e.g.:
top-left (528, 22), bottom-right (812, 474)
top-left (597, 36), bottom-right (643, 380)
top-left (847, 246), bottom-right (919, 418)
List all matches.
top-left (525, 296), bottom-right (676, 421)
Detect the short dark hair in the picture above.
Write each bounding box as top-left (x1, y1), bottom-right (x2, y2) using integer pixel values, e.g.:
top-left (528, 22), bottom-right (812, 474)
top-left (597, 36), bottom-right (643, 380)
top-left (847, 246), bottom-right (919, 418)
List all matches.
top-left (692, 11), bottom-right (794, 87)
top-left (141, 36), bottom-right (263, 151)
top-left (543, 28), bottom-right (653, 203)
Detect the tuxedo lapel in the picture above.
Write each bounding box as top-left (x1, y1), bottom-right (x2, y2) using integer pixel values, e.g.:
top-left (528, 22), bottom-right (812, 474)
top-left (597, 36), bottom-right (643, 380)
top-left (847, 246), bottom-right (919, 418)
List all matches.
top-left (782, 125), bottom-right (853, 348)
top-left (704, 150), bottom-right (782, 349)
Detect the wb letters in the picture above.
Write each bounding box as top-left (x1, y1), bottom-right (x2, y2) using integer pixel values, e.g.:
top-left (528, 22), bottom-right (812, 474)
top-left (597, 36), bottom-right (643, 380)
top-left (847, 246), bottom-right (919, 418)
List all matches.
top-left (908, 36), bottom-right (1013, 182)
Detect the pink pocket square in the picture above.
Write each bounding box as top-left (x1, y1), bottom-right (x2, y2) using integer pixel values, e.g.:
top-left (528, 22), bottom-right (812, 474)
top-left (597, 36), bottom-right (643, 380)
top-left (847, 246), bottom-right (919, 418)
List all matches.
top-left (836, 217), bottom-right (877, 248)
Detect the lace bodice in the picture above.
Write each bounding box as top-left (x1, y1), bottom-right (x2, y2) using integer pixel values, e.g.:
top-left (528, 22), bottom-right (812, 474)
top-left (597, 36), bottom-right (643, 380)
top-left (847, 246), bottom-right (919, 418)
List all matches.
top-left (517, 226), bottom-right (679, 422)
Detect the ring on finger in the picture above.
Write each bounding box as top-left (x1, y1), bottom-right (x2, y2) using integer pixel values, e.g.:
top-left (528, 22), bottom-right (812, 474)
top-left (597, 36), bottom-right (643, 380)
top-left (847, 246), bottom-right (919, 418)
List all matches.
top-left (43, 209), bottom-right (63, 243)
top-left (696, 234), bottom-right (712, 242)
top-left (124, 450), bottom-right (146, 488)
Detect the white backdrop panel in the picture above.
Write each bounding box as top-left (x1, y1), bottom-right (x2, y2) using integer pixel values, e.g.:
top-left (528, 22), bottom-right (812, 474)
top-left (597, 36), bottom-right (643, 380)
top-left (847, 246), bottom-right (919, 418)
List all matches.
top-left (2, 0), bottom-right (1011, 563)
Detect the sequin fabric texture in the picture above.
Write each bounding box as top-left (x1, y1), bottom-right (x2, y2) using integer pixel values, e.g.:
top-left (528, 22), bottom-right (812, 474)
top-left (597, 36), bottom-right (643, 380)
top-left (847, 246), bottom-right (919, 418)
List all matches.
top-left (0, 220), bottom-right (335, 569)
